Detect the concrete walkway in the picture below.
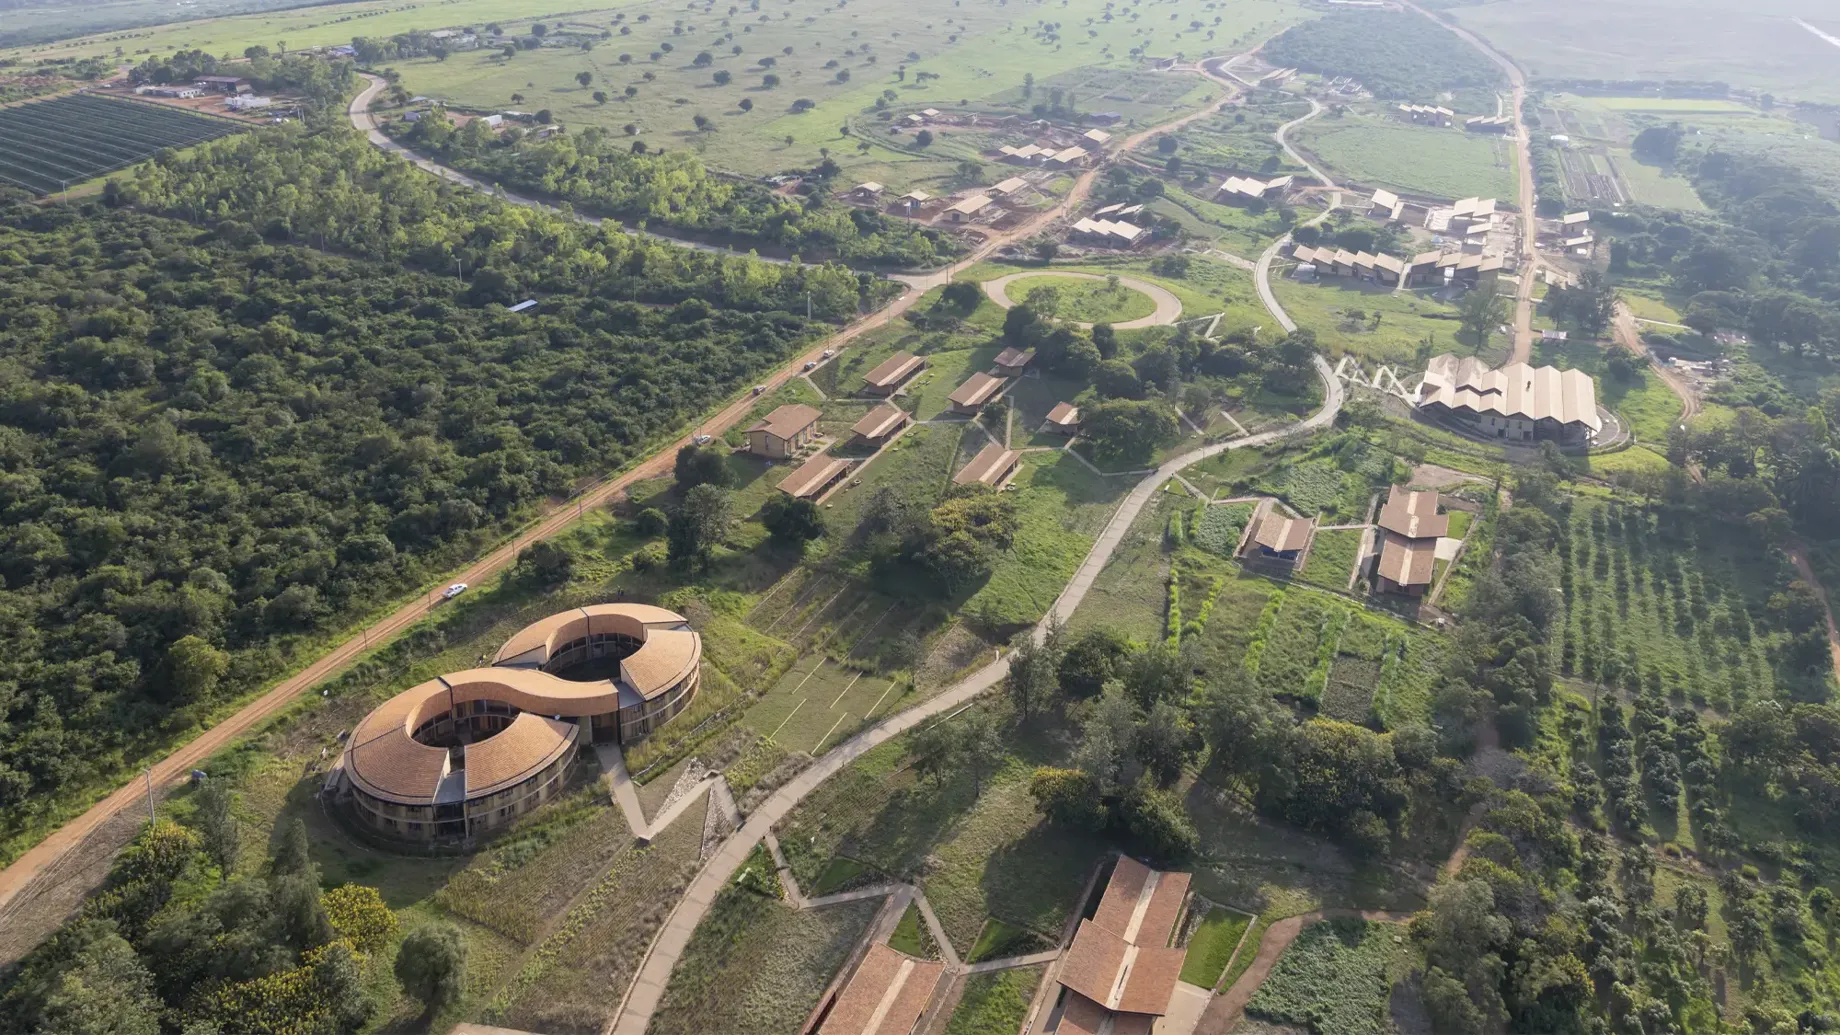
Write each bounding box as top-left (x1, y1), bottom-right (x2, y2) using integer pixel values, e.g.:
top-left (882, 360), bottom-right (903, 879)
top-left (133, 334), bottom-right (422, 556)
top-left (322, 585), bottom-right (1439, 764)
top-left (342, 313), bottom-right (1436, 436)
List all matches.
top-left (607, 355), bottom-right (1344, 1035)
top-left (981, 270), bottom-right (1183, 330)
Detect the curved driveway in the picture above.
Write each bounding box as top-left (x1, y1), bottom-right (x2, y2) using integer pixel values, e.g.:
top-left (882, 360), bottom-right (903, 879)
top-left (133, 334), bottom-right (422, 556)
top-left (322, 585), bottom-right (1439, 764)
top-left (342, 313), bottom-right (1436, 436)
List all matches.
top-left (1252, 100), bottom-right (1342, 334)
top-left (982, 270), bottom-right (1182, 329)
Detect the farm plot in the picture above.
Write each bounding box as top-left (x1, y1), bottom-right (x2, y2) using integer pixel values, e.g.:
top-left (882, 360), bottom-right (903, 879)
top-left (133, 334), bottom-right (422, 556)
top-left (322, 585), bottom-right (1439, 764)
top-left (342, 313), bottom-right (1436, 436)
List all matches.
top-left (1245, 917), bottom-right (1405, 1035)
top-left (0, 94), bottom-right (238, 194)
top-left (1297, 527), bottom-right (1362, 592)
top-left (1246, 593), bottom-right (1344, 707)
top-left (1289, 118), bottom-right (1517, 201)
top-left (1560, 500), bottom-right (1811, 709)
top-left (740, 654), bottom-right (910, 755)
top-left (1192, 502), bottom-right (1256, 557)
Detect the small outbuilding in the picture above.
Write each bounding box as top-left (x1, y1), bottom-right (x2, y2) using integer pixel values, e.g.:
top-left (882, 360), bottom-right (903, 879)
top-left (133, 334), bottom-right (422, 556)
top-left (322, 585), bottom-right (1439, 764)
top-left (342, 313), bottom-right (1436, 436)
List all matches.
top-left (993, 347), bottom-right (1036, 377)
top-left (1248, 513), bottom-right (1312, 561)
top-left (953, 443), bottom-right (1022, 488)
top-left (948, 372), bottom-right (1008, 413)
top-left (860, 351), bottom-right (927, 396)
top-left (851, 403), bottom-right (910, 445)
top-left (777, 454), bottom-right (852, 500)
top-left (1044, 402), bottom-right (1081, 434)
top-left (943, 194), bottom-right (995, 223)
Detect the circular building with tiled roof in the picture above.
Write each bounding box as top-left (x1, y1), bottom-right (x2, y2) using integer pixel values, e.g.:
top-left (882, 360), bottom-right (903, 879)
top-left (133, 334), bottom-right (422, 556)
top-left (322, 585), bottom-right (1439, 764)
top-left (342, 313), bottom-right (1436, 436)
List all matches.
top-left (338, 603), bottom-right (700, 841)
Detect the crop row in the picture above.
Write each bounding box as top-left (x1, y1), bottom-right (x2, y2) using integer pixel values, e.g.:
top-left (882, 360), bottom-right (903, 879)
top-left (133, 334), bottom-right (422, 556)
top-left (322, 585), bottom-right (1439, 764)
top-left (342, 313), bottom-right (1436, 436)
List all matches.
top-left (0, 94), bottom-right (236, 194)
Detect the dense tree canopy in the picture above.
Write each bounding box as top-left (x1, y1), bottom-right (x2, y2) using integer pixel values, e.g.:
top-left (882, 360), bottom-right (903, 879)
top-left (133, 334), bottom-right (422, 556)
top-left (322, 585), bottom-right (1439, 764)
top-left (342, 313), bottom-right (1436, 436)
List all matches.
top-left (1262, 11), bottom-right (1504, 108)
top-left (0, 127), bottom-right (863, 832)
top-left (388, 119), bottom-right (956, 267)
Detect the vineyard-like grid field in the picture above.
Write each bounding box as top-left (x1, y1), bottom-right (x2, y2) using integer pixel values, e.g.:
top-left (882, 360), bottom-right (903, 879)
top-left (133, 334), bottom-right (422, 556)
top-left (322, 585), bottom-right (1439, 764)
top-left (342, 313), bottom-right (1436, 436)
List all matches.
top-left (0, 94), bottom-right (239, 194)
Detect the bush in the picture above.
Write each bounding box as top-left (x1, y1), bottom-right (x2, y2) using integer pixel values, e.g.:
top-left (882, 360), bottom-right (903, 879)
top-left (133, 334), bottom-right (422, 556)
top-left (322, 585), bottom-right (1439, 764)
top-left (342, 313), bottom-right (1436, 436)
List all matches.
top-left (394, 922), bottom-right (466, 1014)
top-left (634, 507), bottom-right (668, 536)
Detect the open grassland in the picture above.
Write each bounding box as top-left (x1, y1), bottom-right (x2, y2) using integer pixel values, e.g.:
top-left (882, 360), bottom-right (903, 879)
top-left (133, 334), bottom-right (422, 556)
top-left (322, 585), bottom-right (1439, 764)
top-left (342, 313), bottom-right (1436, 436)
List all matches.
top-left (1611, 151), bottom-right (1708, 210)
top-left (1244, 917), bottom-right (1406, 1035)
top-left (1532, 335), bottom-right (1681, 459)
top-left (740, 654), bottom-right (910, 755)
top-left (649, 887), bottom-right (877, 1035)
top-left (1271, 278), bottom-right (1475, 366)
top-left (1291, 117), bottom-right (1517, 201)
top-left (1450, 0), bottom-right (1840, 103)
top-left (361, 0), bottom-right (1297, 180)
top-left (941, 965), bottom-right (1045, 1035)
top-left (1014, 275), bottom-right (1159, 324)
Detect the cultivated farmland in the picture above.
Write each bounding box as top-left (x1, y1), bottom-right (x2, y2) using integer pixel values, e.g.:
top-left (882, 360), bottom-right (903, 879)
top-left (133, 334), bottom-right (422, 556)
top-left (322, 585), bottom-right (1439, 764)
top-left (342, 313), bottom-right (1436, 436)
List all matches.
top-left (0, 94), bottom-right (238, 194)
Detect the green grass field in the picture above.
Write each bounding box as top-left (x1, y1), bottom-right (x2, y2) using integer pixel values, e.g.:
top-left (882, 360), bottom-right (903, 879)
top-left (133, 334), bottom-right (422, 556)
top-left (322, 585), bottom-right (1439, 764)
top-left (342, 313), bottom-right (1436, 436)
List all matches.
top-left (1611, 151), bottom-right (1708, 211)
top-left (1244, 917), bottom-right (1405, 1035)
top-left (1179, 906), bottom-right (1252, 988)
top-left (1297, 527), bottom-right (1361, 592)
top-left (740, 654), bottom-right (910, 755)
top-left (941, 965), bottom-right (1045, 1035)
top-left (1291, 117), bottom-right (1517, 201)
top-left (1270, 278), bottom-right (1476, 366)
top-left (1011, 274), bottom-right (1158, 324)
top-left (1587, 96), bottom-right (1755, 113)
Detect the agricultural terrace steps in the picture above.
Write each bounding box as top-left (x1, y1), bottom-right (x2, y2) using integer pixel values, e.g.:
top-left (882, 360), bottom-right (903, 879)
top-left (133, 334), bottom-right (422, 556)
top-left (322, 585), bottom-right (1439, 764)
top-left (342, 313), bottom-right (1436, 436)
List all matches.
top-left (607, 354), bottom-right (1343, 1035)
top-left (980, 271), bottom-right (1183, 330)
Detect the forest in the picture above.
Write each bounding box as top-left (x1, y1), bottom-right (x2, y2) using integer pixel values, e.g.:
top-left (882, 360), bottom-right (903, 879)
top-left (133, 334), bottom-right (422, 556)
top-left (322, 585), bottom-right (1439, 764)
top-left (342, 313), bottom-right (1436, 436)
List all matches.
top-left (1261, 10), bottom-right (1505, 110)
top-left (1604, 149), bottom-right (1840, 363)
top-left (0, 125), bottom-right (872, 847)
top-left (389, 116), bottom-right (958, 268)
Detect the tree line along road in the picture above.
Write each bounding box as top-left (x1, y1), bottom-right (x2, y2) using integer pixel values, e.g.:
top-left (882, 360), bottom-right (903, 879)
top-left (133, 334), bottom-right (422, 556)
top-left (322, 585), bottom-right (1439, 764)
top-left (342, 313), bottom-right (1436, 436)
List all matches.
top-left (0, 58), bottom-right (1258, 961)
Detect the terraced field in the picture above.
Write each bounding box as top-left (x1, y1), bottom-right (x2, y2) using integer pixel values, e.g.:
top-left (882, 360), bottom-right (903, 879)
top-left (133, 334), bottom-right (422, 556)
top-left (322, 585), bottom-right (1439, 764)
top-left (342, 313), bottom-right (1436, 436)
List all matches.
top-left (0, 94), bottom-right (239, 194)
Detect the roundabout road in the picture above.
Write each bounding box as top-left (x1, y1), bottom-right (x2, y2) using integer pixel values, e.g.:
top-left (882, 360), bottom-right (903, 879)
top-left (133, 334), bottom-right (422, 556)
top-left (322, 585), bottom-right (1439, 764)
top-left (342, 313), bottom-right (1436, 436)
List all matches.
top-left (981, 270), bottom-right (1183, 329)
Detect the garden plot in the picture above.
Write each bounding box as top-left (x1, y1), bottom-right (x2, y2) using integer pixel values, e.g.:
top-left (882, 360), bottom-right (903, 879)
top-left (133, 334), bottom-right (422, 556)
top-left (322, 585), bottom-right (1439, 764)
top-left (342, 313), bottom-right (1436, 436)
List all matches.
top-left (648, 886), bottom-right (877, 1035)
top-left (741, 654), bottom-right (910, 755)
top-left (485, 796), bottom-right (711, 1033)
top-left (1560, 500), bottom-right (1811, 709)
top-left (941, 965), bottom-right (1046, 1035)
top-left (1245, 917), bottom-right (1407, 1035)
top-left (1297, 527), bottom-right (1362, 592)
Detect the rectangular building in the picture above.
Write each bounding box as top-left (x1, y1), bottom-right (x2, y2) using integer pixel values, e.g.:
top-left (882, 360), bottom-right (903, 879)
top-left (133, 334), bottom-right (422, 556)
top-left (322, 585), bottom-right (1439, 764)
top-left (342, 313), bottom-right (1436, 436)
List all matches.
top-left (851, 404), bottom-right (909, 444)
top-left (1415, 353), bottom-right (1601, 444)
top-left (745, 403), bottom-right (822, 458)
top-left (953, 443), bottom-right (1021, 488)
top-left (949, 372), bottom-right (1008, 413)
top-left (818, 943), bottom-right (944, 1035)
top-left (860, 351), bottom-right (926, 396)
top-left (777, 454), bottom-right (852, 499)
top-left (1052, 857), bottom-right (1191, 1035)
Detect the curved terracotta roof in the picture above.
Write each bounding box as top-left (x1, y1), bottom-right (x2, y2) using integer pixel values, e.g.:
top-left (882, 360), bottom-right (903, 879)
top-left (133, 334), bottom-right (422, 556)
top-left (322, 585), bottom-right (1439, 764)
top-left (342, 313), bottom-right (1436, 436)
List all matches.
top-left (345, 603), bottom-right (698, 806)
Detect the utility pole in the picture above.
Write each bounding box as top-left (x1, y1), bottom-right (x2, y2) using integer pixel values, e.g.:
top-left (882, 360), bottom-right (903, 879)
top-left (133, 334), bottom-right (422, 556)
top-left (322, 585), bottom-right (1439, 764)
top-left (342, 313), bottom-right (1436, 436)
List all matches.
top-left (806, 291), bottom-right (812, 319)
top-left (144, 768), bottom-right (156, 825)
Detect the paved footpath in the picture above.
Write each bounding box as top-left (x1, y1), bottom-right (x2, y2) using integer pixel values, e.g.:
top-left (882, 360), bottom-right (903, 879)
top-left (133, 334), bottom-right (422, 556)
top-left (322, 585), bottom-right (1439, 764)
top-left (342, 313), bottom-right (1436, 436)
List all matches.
top-left (609, 355), bottom-right (1343, 1035)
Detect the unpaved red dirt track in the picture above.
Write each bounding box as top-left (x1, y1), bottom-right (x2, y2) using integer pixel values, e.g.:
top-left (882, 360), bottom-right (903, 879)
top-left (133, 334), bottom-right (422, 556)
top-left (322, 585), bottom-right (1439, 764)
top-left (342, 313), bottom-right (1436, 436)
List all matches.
top-left (0, 69), bottom-right (1242, 965)
top-left (1788, 544), bottom-right (1840, 687)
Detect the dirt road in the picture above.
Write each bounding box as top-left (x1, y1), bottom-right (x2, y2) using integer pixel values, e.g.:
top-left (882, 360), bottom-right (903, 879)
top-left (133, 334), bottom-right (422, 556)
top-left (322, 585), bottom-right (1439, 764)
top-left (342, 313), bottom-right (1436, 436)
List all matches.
top-left (0, 65), bottom-right (1248, 965)
top-left (1613, 301), bottom-right (1699, 423)
top-left (1403, 1), bottom-right (1537, 362)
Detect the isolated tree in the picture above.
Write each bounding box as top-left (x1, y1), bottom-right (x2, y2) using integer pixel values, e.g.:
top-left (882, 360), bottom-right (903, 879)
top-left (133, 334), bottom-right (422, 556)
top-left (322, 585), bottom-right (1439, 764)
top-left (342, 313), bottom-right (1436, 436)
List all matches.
top-left (668, 484), bottom-right (731, 566)
top-left (760, 493), bottom-right (826, 544)
top-left (1458, 288), bottom-right (1509, 347)
top-left (909, 719), bottom-right (961, 784)
top-left (763, 73), bottom-right (780, 88)
top-left (271, 817), bottom-right (312, 878)
top-left (395, 922), bottom-right (467, 1016)
top-left (515, 540), bottom-right (574, 587)
top-left (739, 97), bottom-right (753, 112)
top-left (914, 129), bottom-right (933, 147)
top-left (693, 50), bottom-right (714, 66)
top-left (576, 71), bottom-right (592, 87)
top-left (693, 113), bottom-right (711, 131)
top-left (192, 778), bottom-right (239, 878)
top-left (1137, 700), bottom-right (1198, 785)
top-left (535, 108), bottom-right (553, 123)
top-left (1003, 621), bottom-right (1063, 720)
top-left (510, 91), bottom-right (525, 104)
top-left (626, 85), bottom-right (639, 98)
top-left (959, 708), bottom-right (1006, 795)
top-left (714, 69), bottom-right (731, 85)
top-left (530, 21), bottom-right (547, 36)
top-left (593, 90), bottom-right (608, 103)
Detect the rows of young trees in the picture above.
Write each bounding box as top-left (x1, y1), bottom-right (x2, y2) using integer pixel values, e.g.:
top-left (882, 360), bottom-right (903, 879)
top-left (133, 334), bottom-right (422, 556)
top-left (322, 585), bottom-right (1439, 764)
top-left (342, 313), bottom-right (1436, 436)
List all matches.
top-left (1261, 11), bottom-right (1505, 109)
top-left (0, 127), bottom-right (871, 835)
top-left (388, 118), bottom-right (957, 268)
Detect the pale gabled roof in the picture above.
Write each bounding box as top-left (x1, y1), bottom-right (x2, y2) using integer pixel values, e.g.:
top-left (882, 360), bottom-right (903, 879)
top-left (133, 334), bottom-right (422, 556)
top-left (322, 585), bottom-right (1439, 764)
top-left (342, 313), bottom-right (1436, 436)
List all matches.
top-left (947, 194), bottom-right (995, 215)
top-left (994, 346), bottom-right (1036, 369)
top-left (777, 454), bottom-right (851, 498)
top-left (1378, 532), bottom-right (1436, 586)
top-left (1370, 188), bottom-right (1400, 210)
top-left (1418, 354), bottom-right (1601, 432)
top-left (899, 190), bottom-right (931, 202)
top-left (953, 442), bottom-right (1019, 486)
top-left (1048, 145), bottom-right (1089, 163)
top-left (852, 181), bottom-right (885, 194)
top-left (1372, 253), bottom-right (1406, 274)
top-left (1562, 211), bottom-right (1591, 224)
top-left (1083, 128), bottom-right (1111, 144)
top-left (852, 403), bottom-right (908, 440)
top-left (992, 176), bottom-right (1029, 194)
top-left (1377, 485), bottom-right (1448, 539)
top-left (749, 403), bottom-right (821, 441)
top-left (818, 943), bottom-right (944, 1035)
top-left (1253, 513), bottom-right (1311, 553)
top-left (862, 351), bottom-right (924, 388)
top-left (949, 371), bottom-right (1007, 408)
top-left (1046, 402), bottom-right (1080, 426)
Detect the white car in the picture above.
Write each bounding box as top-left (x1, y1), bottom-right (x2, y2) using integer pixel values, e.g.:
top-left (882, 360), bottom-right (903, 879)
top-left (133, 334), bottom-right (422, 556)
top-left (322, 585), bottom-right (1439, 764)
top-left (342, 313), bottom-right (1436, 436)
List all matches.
top-left (442, 583), bottom-right (468, 600)
top-left (822, 349), bottom-right (835, 358)
top-left (692, 433), bottom-right (713, 445)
